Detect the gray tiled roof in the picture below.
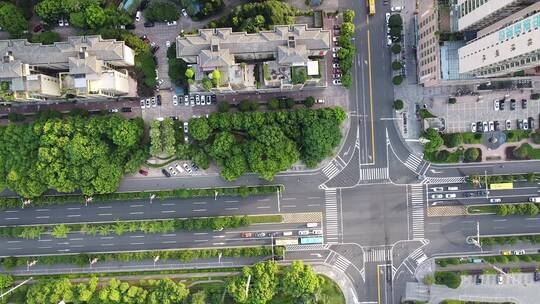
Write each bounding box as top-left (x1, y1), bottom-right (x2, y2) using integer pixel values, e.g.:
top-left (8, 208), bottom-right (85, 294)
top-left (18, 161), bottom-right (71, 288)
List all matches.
top-left (199, 49), bottom-right (235, 68)
top-left (0, 36), bottom-right (128, 67)
top-left (68, 56), bottom-right (102, 75)
top-left (177, 24), bottom-right (330, 61)
top-left (0, 60), bottom-right (24, 78)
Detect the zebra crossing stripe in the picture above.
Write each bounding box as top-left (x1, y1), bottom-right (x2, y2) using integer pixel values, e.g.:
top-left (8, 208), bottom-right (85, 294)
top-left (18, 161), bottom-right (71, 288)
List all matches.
top-left (325, 189), bottom-right (339, 240)
top-left (364, 249), bottom-right (389, 262)
top-left (285, 244), bottom-right (326, 251)
top-left (422, 176), bottom-right (467, 184)
top-left (404, 154), bottom-right (423, 172)
top-left (410, 185), bottom-right (425, 240)
top-left (333, 255), bottom-right (351, 272)
top-left (322, 162), bottom-right (340, 179)
top-left (359, 167), bottom-right (389, 181)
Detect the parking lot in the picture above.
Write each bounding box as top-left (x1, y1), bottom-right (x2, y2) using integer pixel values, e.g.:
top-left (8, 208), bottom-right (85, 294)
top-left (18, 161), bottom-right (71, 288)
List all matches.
top-left (429, 91), bottom-right (540, 133)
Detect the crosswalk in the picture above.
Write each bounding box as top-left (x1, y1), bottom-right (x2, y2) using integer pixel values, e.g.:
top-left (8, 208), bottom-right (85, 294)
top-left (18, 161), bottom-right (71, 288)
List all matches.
top-left (422, 176), bottom-right (467, 184)
top-left (324, 189), bottom-right (339, 244)
top-left (359, 167), bottom-right (389, 181)
top-left (410, 184), bottom-right (426, 240)
top-left (333, 255), bottom-right (351, 272)
top-left (404, 154), bottom-right (424, 173)
top-left (364, 248), bottom-right (390, 263)
top-left (409, 248), bottom-right (428, 266)
top-left (322, 162), bottom-right (340, 179)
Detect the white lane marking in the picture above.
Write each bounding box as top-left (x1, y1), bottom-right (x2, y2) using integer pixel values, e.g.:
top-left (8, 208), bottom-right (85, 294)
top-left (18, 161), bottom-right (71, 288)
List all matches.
top-left (308, 204), bottom-right (321, 207)
top-left (225, 200), bottom-right (239, 203)
top-left (129, 212), bottom-right (144, 215)
top-left (192, 209), bottom-right (207, 212)
top-left (194, 232), bottom-right (208, 235)
top-left (282, 198), bottom-right (297, 201)
top-left (130, 204), bottom-right (144, 207)
top-left (4, 210), bottom-right (18, 213)
top-left (162, 241), bottom-right (177, 244)
top-left (212, 242), bottom-right (225, 245)
top-left (225, 207), bottom-right (239, 210)
top-left (282, 205), bottom-right (297, 208)
top-left (100, 236), bottom-right (114, 240)
top-left (69, 238), bottom-right (83, 241)
top-left (161, 210), bottom-right (176, 213)
top-left (213, 235), bottom-right (225, 238)
top-left (98, 213), bottom-right (113, 216)
top-left (38, 246), bottom-right (52, 249)
top-left (257, 206), bottom-right (271, 209)
top-left (67, 214), bottom-right (81, 217)
top-left (36, 216), bottom-right (50, 219)
top-left (308, 196), bottom-right (321, 199)
top-left (161, 234), bottom-right (176, 237)
top-left (193, 202), bottom-right (207, 205)
top-left (70, 245), bottom-right (84, 248)
top-left (5, 218), bottom-right (19, 220)
top-left (194, 239), bottom-right (208, 242)
top-left (161, 203), bottom-right (175, 206)
top-left (526, 218), bottom-right (540, 221)
top-left (101, 243), bottom-right (115, 246)
top-left (130, 242), bottom-right (145, 245)
top-left (7, 241), bottom-right (21, 243)
top-left (98, 206), bottom-right (112, 209)
top-left (38, 239), bottom-right (52, 242)
top-left (67, 207), bottom-right (80, 210)
top-left (129, 235), bottom-right (144, 238)
top-left (493, 219), bottom-right (507, 222)
top-left (257, 198), bottom-right (271, 202)
top-left (35, 209), bottom-right (49, 212)
top-left (7, 248), bottom-right (22, 250)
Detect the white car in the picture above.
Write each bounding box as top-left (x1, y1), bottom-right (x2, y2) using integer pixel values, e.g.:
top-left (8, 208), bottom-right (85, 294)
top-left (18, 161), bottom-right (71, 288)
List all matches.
top-left (333, 79), bottom-right (342, 85)
top-left (166, 21), bottom-right (177, 26)
top-left (387, 36), bottom-right (392, 46)
top-left (151, 97), bottom-right (157, 107)
top-left (166, 40), bottom-right (171, 47)
top-left (385, 12), bottom-right (390, 23)
top-left (332, 47), bottom-right (341, 52)
top-left (513, 249), bottom-right (525, 255)
top-left (140, 99), bottom-right (146, 109)
top-left (332, 52), bottom-right (338, 58)
top-left (168, 166), bottom-right (177, 176)
top-left (523, 119), bottom-right (529, 130)
top-left (494, 100), bottom-right (500, 111)
top-left (432, 187), bottom-right (443, 192)
top-left (63, 18), bottom-right (69, 26)
top-left (506, 120), bottom-right (511, 130)
top-left (489, 198), bottom-right (502, 203)
top-left (482, 121), bottom-right (488, 132)
top-left (175, 163), bottom-right (184, 173)
top-left (181, 8), bottom-right (188, 17)
top-left (183, 121), bottom-right (188, 133)
top-left (471, 122), bottom-right (476, 132)
top-left (298, 230), bottom-right (310, 236)
top-left (445, 193), bottom-right (456, 198)
top-left (135, 11), bottom-right (141, 22)
top-left (431, 194), bottom-right (443, 199)
top-left (195, 95), bottom-right (200, 105)
top-left (391, 6), bottom-right (402, 12)
top-left (58, 19), bottom-right (64, 27)
top-left (311, 229), bottom-right (323, 235)
top-left (489, 121), bottom-right (494, 131)
top-left (184, 95), bottom-right (189, 105)
top-left (332, 63), bottom-right (340, 68)
top-left (190, 96), bottom-right (195, 106)
top-left (317, 99), bottom-right (325, 104)
top-left (182, 163), bottom-right (192, 173)
top-left (172, 95), bottom-right (178, 106)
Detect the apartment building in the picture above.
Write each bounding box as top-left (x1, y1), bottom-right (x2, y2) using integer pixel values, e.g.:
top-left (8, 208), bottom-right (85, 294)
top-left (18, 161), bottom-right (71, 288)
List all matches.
top-left (458, 4), bottom-right (540, 77)
top-left (176, 24), bottom-right (330, 92)
top-left (457, 0), bottom-right (537, 32)
top-left (0, 36), bottom-right (135, 101)
top-left (417, 0), bottom-right (442, 87)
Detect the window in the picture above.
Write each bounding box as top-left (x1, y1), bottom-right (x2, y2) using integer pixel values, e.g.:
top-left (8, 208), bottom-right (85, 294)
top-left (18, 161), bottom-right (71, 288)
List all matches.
top-left (495, 49), bottom-right (499, 57)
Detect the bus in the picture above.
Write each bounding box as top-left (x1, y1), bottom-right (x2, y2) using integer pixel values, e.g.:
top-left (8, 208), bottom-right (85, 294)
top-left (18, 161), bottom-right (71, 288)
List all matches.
top-left (489, 182), bottom-right (513, 190)
top-left (299, 237), bottom-right (324, 245)
top-left (367, 0), bottom-right (375, 16)
top-left (274, 238), bottom-right (299, 246)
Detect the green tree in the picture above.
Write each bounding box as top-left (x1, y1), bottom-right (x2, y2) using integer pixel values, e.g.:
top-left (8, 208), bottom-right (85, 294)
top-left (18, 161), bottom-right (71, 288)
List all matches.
top-left (391, 43), bottom-right (401, 54)
top-left (301, 119), bottom-right (341, 168)
top-left (391, 60), bottom-right (402, 71)
top-left (190, 290), bottom-right (206, 304)
top-left (531, 131), bottom-right (540, 144)
top-left (0, 274), bottom-right (13, 293)
top-left (144, 1), bottom-right (179, 22)
top-left (227, 261), bottom-right (279, 304)
top-left (0, 3), bottom-right (28, 38)
top-left (51, 224), bottom-right (71, 238)
top-left (448, 97), bottom-right (457, 104)
top-left (189, 118), bottom-right (212, 141)
top-left (434, 272), bottom-right (461, 289)
top-left (211, 69), bottom-right (222, 86)
top-left (304, 96), bottom-right (315, 108)
top-left (423, 128), bottom-right (443, 153)
top-left (218, 101), bottom-right (230, 112)
top-left (26, 278), bottom-right (74, 304)
top-left (202, 78), bottom-right (213, 90)
top-left (292, 68), bottom-right (307, 84)
top-left (30, 31), bottom-right (61, 45)
top-left (496, 204), bottom-right (508, 216)
top-left (388, 14), bottom-right (403, 28)
top-left (341, 73), bottom-right (353, 88)
top-left (393, 99), bottom-right (404, 110)
top-left (392, 75), bottom-right (403, 85)
top-left (185, 68), bottom-right (195, 79)
top-left (146, 279), bottom-right (189, 304)
top-left (447, 133), bottom-right (463, 148)
top-left (281, 261), bottom-right (321, 299)
top-left (267, 98), bottom-right (280, 110)
top-left (341, 22), bottom-right (355, 36)
top-left (464, 148), bottom-right (480, 162)
top-left (343, 9), bottom-right (355, 22)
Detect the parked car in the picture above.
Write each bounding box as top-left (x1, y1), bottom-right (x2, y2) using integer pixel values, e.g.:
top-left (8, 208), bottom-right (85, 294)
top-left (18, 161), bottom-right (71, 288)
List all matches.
top-left (506, 120), bottom-right (511, 130)
top-left (145, 98), bottom-right (151, 108)
top-left (182, 163), bottom-right (192, 173)
top-left (151, 97), bottom-right (157, 107)
top-left (125, 24), bottom-right (136, 30)
top-left (333, 63), bottom-right (340, 68)
top-left (181, 8), bottom-right (188, 17)
top-left (166, 21), bottom-right (177, 26)
top-left (391, 6), bottom-right (402, 12)
top-left (431, 194), bottom-right (443, 199)
top-left (58, 18), bottom-right (64, 27)
top-left (445, 193), bottom-right (456, 198)
top-left (493, 100), bottom-right (500, 111)
top-left (190, 96), bottom-right (195, 106)
top-left (173, 95), bottom-right (178, 106)
top-left (510, 99), bottom-right (516, 110)
top-left (482, 121), bottom-right (488, 132)
top-left (477, 190), bottom-right (489, 196)
top-left (201, 95), bottom-right (206, 105)
top-left (333, 79), bottom-right (342, 85)
top-left (471, 122), bottom-right (476, 132)
top-left (513, 249), bottom-right (525, 255)
top-left (298, 230), bottom-right (310, 236)
top-left (534, 271), bottom-right (540, 281)
top-left (496, 274), bottom-right (503, 284)
top-left (522, 98), bottom-right (528, 109)
top-left (523, 119), bottom-right (529, 130)
top-left (432, 187), bottom-right (443, 192)
top-left (161, 168), bottom-right (171, 177)
top-left (183, 121), bottom-right (188, 133)
top-left (241, 232), bottom-right (252, 238)
top-left (501, 250), bottom-right (512, 255)
top-left (463, 192), bottom-right (475, 197)
top-left (184, 95), bottom-right (189, 104)
top-left (518, 119), bottom-right (524, 129)
top-left (256, 232), bottom-right (266, 238)
top-left (156, 95), bottom-right (162, 106)
top-left (211, 94), bottom-right (217, 103)
top-left (166, 40), bottom-right (171, 47)
top-left (529, 117), bottom-right (535, 129)
top-left (499, 100), bottom-right (505, 110)
top-left (311, 229), bottom-right (323, 235)
top-left (175, 163), bottom-right (184, 173)
top-left (121, 107), bottom-right (132, 112)
top-left (488, 121), bottom-right (494, 131)
top-left (195, 95), bottom-right (200, 105)
top-left (476, 122), bottom-right (482, 132)
top-left (33, 24), bottom-right (44, 33)
top-left (494, 120), bottom-right (500, 131)
top-left (135, 11), bottom-right (141, 22)
top-left (168, 166), bottom-right (177, 176)
top-left (489, 198), bottom-right (502, 203)
top-left (475, 275), bottom-right (482, 285)
top-left (108, 108), bottom-right (119, 113)
top-left (138, 169), bottom-right (148, 176)
top-left (140, 99), bottom-right (145, 109)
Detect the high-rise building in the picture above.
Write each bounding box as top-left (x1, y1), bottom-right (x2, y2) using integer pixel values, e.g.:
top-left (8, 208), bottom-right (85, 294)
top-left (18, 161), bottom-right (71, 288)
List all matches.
top-left (457, 0), bottom-right (537, 32)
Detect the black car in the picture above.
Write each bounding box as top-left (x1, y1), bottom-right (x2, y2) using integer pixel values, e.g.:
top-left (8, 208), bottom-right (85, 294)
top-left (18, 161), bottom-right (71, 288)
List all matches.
top-left (211, 94), bottom-right (217, 103)
top-left (475, 275), bottom-right (482, 285)
top-left (535, 271), bottom-right (540, 281)
top-left (125, 24), bottom-right (136, 30)
top-left (464, 192), bottom-right (476, 197)
top-left (477, 190), bottom-right (489, 196)
top-left (144, 21), bottom-right (155, 27)
top-left (476, 121), bottom-right (482, 131)
top-left (494, 120), bottom-right (500, 131)
top-left (522, 98), bottom-right (528, 109)
top-left (120, 107), bottom-right (132, 112)
top-left (151, 45), bottom-right (159, 53)
top-left (529, 117), bottom-right (535, 129)
top-left (161, 169), bottom-right (171, 177)
top-left (156, 94), bottom-right (162, 106)
top-left (499, 100), bottom-right (505, 110)
top-left (510, 99), bottom-right (516, 110)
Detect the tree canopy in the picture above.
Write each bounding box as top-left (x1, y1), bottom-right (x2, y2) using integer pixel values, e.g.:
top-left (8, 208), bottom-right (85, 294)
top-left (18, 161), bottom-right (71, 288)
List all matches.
top-left (144, 1), bottom-right (179, 22)
top-left (0, 2), bottom-right (28, 38)
top-left (280, 261), bottom-right (321, 299)
top-left (0, 114), bottom-right (146, 197)
top-left (423, 128), bottom-right (444, 153)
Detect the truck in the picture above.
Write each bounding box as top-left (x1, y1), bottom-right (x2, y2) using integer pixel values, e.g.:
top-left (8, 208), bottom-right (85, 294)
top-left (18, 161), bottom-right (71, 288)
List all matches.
top-left (529, 197), bottom-right (540, 203)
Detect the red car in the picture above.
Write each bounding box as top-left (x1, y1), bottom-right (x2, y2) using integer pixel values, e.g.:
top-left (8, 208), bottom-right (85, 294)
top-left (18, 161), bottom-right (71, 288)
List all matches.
top-left (138, 169), bottom-right (148, 176)
top-left (33, 24), bottom-right (43, 33)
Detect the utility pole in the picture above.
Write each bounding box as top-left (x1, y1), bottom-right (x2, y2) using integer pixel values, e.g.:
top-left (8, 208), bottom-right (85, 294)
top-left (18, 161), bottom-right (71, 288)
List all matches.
top-left (0, 277), bottom-right (32, 299)
top-left (484, 170), bottom-right (489, 199)
top-left (85, 196), bottom-right (93, 207)
top-left (244, 274), bottom-right (251, 298)
top-left (271, 234), bottom-right (275, 259)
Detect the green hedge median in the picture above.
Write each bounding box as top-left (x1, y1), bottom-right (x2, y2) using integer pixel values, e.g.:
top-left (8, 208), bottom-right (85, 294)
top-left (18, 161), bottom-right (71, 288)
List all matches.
top-left (434, 271), bottom-right (461, 289)
top-left (0, 185), bottom-right (282, 210)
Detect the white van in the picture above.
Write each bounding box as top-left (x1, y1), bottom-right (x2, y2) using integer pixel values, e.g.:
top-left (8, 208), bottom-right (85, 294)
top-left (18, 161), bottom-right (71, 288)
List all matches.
top-left (311, 229), bottom-right (323, 235)
top-left (447, 186), bottom-right (459, 191)
top-left (135, 11), bottom-right (141, 22)
top-left (306, 223), bottom-right (318, 228)
top-left (298, 230), bottom-right (310, 236)
top-left (282, 231), bottom-right (293, 236)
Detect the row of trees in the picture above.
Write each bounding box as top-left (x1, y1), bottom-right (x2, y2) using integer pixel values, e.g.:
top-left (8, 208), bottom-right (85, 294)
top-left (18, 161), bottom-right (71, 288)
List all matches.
top-left (227, 260), bottom-right (323, 304)
top-left (0, 112), bottom-right (147, 198)
top-left (0, 2), bottom-right (28, 38)
top-left (337, 10), bottom-right (356, 88)
top-left (0, 216), bottom-right (251, 239)
top-left (207, 0), bottom-right (299, 33)
top-left (180, 107), bottom-right (346, 180)
top-left (150, 118), bottom-right (176, 157)
top-left (179, 0), bottom-right (224, 20)
top-left (467, 172), bottom-right (537, 186)
top-left (495, 203), bottom-right (539, 216)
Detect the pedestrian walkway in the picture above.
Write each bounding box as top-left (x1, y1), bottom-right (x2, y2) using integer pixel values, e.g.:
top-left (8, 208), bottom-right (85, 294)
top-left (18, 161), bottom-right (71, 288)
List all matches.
top-left (404, 154), bottom-right (427, 174)
top-left (423, 176), bottom-right (467, 184)
top-left (285, 244), bottom-right (328, 251)
top-left (364, 248), bottom-right (390, 263)
top-left (324, 189), bottom-right (340, 244)
top-left (359, 167), bottom-right (389, 181)
top-left (326, 251), bottom-right (351, 273)
top-left (281, 212), bottom-right (323, 223)
top-left (322, 157), bottom-right (348, 180)
top-left (410, 184), bottom-right (426, 240)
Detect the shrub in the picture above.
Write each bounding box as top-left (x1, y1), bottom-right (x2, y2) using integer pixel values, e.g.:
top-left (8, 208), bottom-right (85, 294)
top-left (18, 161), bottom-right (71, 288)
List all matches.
top-left (448, 97), bottom-right (457, 104)
top-left (391, 43), bottom-right (401, 54)
top-left (391, 60), bottom-right (402, 71)
top-left (304, 96), bottom-right (315, 108)
top-left (388, 14), bottom-right (403, 28)
top-left (267, 98), bottom-right (279, 110)
top-left (217, 101), bottom-right (230, 113)
top-left (7, 112), bottom-right (25, 122)
top-left (144, 1), bottom-right (179, 22)
top-left (392, 75), bottom-right (403, 85)
top-left (30, 31), bottom-right (61, 45)
top-left (464, 148), bottom-right (480, 162)
top-left (393, 99), bottom-right (404, 110)
top-left (434, 272), bottom-right (461, 289)
top-left (532, 93), bottom-right (540, 100)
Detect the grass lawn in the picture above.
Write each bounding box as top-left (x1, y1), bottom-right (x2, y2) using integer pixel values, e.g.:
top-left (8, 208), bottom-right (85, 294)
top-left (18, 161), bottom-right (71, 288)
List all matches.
top-left (291, 66), bottom-right (308, 84)
top-left (268, 275), bottom-right (345, 304)
top-left (419, 109), bottom-right (436, 119)
top-left (249, 214), bottom-right (283, 224)
top-left (514, 143), bottom-right (540, 159)
top-left (467, 205), bottom-right (497, 214)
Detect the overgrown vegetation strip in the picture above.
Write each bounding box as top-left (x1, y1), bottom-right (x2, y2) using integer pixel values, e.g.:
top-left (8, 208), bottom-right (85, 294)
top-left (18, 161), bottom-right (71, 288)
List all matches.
top-left (0, 215), bottom-right (283, 239)
top-left (0, 185), bottom-right (281, 210)
top-left (1, 246), bottom-right (284, 269)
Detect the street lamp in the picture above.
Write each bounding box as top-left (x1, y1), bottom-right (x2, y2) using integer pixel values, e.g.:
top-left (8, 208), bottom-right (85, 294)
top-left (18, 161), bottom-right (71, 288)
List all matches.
top-left (0, 277), bottom-right (33, 299)
top-left (153, 255), bottom-right (160, 267)
top-left (218, 252), bottom-right (222, 264)
top-left (21, 199), bottom-right (31, 209)
top-left (214, 190), bottom-right (218, 200)
top-left (271, 234), bottom-right (275, 260)
top-left (85, 196), bottom-right (93, 207)
top-left (470, 221), bottom-right (482, 252)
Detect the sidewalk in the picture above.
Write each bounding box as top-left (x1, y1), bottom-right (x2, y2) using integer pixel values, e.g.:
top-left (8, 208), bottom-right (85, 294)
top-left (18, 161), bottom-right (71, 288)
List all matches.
top-left (312, 263), bottom-right (359, 304)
